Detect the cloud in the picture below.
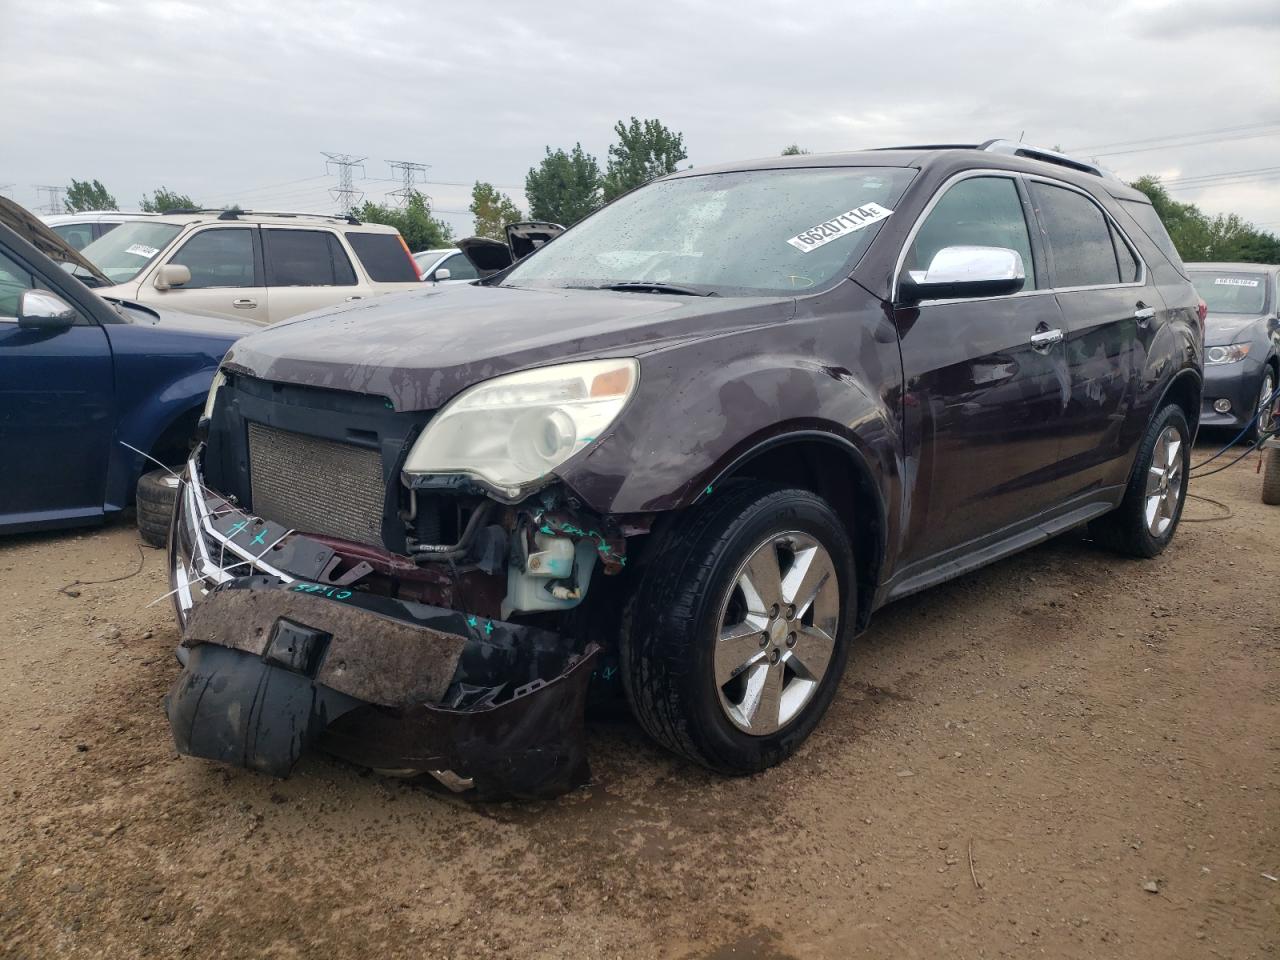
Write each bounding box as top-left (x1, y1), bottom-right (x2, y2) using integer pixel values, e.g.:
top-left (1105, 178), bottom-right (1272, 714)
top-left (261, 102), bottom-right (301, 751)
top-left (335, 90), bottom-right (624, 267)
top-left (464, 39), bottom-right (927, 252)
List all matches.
top-left (3, 0), bottom-right (1278, 233)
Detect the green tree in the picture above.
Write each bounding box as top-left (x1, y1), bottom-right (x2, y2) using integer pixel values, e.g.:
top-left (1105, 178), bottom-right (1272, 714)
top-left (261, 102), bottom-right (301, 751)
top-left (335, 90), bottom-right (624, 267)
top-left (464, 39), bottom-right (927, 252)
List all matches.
top-left (1129, 175), bottom-right (1280, 263)
top-left (525, 143), bottom-right (603, 225)
top-left (64, 178), bottom-right (117, 212)
top-left (355, 190), bottom-right (451, 251)
top-left (140, 187), bottom-right (197, 213)
top-left (780, 144), bottom-right (810, 156)
top-left (602, 117), bottom-right (687, 201)
top-left (469, 181), bottom-right (523, 240)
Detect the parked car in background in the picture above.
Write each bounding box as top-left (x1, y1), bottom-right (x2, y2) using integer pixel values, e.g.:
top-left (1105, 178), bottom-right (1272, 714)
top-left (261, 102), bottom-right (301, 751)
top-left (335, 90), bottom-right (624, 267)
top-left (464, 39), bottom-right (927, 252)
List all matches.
top-left (42, 211), bottom-right (162, 250)
top-left (166, 141), bottom-right (1201, 798)
top-left (413, 247), bottom-right (480, 284)
top-left (456, 221), bottom-right (565, 278)
top-left (70, 210), bottom-right (422, 324)
top-left (1188, 262), bottom-right (1280, 440)
top-left (0, 197), bottom-right (255, 536)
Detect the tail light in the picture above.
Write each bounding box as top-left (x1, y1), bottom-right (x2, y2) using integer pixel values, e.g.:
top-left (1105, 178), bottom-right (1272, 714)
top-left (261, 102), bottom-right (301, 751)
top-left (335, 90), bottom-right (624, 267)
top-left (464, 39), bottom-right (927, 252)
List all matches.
top-left (397, 234), bottom-right (422, 280)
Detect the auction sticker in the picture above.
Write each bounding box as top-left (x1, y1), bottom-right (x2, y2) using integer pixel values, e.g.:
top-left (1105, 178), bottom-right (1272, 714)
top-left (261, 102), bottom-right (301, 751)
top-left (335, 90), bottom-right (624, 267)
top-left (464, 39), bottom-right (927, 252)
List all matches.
top-left (787, 203), bottom-right (893, 253)
top-left (1214, 277), bottom-right (1260, 287)
top-left (125, 243), bottom-right (159, 258)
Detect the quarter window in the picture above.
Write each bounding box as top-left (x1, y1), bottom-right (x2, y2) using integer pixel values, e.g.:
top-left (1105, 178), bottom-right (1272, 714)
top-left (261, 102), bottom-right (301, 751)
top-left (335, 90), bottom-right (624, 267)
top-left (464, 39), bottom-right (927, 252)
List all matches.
top-left (1029, 182), bottom-right (1120, 288)
top-left (52, 223), bottom-right (95, 251)
top-left (908, 176), bottom-right (1037, 290)
top-left (170, 228), bottom-right (257, 289)
top-left (0, 250), bottom-right (34, 318)
top-left (1110, 222), bottom-right (1140, 283)
top-left (264, 229), bottom-right (356, 286)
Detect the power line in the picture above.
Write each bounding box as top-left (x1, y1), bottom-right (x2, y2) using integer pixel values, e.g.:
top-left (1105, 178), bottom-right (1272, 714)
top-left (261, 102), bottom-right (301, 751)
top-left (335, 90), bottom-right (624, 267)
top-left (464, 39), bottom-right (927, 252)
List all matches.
top-left (386, 160), bottom-right (430, 207)
top-left (204, 174), bottom-right (330, 204)
top-left (1071, 120), bottom-right (1280, 153)
top-left (322, 152), bottom-right (366, 213)
top-left (34, 184), bottom-right (63, 214)
top-left (1162, 165), bottom-right (1280, 185)
top-left (1089, 129), bottom-right (1280, 159)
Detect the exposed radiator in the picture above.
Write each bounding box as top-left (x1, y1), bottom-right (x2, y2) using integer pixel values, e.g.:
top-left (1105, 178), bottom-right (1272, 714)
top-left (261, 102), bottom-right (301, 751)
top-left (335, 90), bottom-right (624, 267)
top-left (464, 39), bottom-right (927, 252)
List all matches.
top-left (247, 422), bottom-right (386, 547)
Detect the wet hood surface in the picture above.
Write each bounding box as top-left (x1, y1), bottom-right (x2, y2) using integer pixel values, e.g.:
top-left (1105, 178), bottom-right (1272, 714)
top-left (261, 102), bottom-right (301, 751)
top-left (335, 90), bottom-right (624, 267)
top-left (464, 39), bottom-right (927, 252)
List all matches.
top-left (1205, 313), bottom-right (1269, 346)
top-left (223, 283), bottom-right (792, 411)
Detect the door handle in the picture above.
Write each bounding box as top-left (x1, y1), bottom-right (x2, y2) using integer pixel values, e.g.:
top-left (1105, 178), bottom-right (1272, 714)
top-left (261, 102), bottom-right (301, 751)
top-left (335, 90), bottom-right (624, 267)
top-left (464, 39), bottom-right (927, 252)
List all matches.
top-left (345, 296), bottom-right (363, 302)
top-left (1029, 328), bottom-right (1064, 351)
top-left (232, 298), bottom-right (257, 309)
top-left (1134, 303), bottom-right (1156, 325)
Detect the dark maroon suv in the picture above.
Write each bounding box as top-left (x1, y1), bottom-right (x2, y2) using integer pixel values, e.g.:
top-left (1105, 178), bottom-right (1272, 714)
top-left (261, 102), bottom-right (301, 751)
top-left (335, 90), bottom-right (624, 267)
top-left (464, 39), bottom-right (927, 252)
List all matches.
top-left (166, 140), bottom-right (1202, 798)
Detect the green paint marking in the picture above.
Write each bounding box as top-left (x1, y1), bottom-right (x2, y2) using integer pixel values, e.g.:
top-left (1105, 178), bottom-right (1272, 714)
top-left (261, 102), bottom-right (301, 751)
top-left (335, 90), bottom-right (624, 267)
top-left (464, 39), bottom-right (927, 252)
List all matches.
top-left (705, 484), bottom-right (714, 496)
top-left (484, 620), bottom-right (495, 635)
top-left (466, 615), bottom-right (478, 628)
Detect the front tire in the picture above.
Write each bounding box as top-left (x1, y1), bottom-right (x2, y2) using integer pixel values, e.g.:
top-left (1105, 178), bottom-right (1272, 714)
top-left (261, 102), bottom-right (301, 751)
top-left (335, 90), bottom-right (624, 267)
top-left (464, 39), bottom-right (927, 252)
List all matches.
top-left (620, 483), bottom-right (856, 774)
top-left (1090, 404), bottom-right (1190, 558)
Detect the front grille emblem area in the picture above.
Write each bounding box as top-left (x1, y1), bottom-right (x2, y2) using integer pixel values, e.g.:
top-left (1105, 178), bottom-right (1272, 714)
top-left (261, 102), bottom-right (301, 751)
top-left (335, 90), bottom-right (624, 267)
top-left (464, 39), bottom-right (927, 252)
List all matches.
top-left (247, 422), bottom-right (386, 547)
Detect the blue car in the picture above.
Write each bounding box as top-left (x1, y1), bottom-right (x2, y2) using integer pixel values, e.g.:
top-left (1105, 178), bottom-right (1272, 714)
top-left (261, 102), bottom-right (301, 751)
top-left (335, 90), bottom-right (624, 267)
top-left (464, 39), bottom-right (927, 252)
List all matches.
top-left (0, 197), bottom-right (255, 535)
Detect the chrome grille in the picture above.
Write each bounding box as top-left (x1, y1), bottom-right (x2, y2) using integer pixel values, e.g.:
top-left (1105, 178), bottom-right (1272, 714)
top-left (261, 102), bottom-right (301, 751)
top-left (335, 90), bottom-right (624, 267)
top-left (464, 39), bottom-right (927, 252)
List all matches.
top-left (247, 422), bottom-right (386, 546)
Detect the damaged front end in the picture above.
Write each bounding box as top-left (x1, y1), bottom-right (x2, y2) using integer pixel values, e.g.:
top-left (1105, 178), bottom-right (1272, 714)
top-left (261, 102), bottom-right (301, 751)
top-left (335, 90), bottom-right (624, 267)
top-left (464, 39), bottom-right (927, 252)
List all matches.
top-left (166, 451), bottom-right (620, 800)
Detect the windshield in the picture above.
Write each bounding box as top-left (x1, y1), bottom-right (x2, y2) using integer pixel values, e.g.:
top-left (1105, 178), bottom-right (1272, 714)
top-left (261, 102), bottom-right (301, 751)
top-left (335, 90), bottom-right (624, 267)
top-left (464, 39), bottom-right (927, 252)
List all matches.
top-left (78, 221), bottom-right (184, 285)
top-left (502, 167), bottom-right (916, 296)
top-left (1190, 270), bottom-right (1270, 315)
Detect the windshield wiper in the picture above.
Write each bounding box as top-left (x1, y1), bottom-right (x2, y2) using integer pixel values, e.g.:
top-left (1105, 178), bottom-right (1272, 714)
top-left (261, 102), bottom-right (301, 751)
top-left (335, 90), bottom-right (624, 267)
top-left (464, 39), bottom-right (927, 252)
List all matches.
top-left (599, 281), bottom-right (717, 297)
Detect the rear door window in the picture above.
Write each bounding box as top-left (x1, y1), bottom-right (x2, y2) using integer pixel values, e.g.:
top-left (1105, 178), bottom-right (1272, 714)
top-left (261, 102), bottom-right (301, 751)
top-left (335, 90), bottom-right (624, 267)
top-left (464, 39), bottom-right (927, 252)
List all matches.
top-left (170, 228), bottom-right (258, 288)
top-left (264, 229), bottom-right (356, 286)
top-left (908, 175), bottom-right (1037, 289)
top-left (1029, 182), bottom-right (1120, 288)
top-left (345, 232), bottom-right (419, 282)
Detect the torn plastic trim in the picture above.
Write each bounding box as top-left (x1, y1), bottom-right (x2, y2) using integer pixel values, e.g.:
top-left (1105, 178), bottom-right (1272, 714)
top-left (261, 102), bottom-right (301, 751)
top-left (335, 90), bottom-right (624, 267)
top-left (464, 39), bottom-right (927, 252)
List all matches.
top-left (165, 575), bottom-right (600, 797)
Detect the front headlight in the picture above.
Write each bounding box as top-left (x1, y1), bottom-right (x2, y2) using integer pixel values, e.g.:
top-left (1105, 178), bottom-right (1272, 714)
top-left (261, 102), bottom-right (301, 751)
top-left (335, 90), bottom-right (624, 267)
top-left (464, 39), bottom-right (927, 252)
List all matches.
top-left (1206, 343), bottom-right (1251, 364)
top-left (402, 358), bottom-right (638, 498)
top-left (202, 369), bottom-right (227, 420)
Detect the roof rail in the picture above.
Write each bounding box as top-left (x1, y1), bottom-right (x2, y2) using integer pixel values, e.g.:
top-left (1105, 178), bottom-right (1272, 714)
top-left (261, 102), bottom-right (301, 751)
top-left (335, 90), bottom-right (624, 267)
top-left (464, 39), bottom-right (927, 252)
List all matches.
top-left (978, 140), bottom-right (1118, 181)
top-left (160, 207), bottom-right (362, 225)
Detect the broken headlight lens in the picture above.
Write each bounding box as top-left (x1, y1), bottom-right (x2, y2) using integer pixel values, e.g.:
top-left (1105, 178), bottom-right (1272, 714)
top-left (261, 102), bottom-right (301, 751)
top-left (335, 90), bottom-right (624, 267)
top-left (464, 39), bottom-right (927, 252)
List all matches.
top-left (402, 358), bottom-right (638, 498)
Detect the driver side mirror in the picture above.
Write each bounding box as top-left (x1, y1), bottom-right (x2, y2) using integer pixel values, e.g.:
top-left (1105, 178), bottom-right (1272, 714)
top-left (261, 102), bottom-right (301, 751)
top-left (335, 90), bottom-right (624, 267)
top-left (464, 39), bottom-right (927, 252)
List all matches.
top-left (899, 246), bottom-right (1025, 303)
top-left (432, 267), bottom-right (451, 282)
top-left (153, 263), bottom-right (192, 291)
top-left (17, 289), bottom-right (77, 330)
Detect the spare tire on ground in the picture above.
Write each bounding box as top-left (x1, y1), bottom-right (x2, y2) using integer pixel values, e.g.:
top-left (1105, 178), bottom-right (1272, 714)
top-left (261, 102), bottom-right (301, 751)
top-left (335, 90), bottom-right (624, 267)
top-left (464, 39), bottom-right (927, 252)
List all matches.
top-left (136, 469), bottom-right (181, 548)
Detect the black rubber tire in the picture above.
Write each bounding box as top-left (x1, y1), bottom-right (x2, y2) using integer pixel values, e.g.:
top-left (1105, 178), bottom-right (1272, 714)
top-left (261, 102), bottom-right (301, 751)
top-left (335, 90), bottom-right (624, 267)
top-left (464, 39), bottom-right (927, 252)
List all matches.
top-left (1262, 446), bottom-right (1280, 506)
top-left (136, 469), bottom-right (181, 548)
top-left (619, 483), bottom-right (856, 775)
top-left (1089, 404), bottom-right (1190, 558)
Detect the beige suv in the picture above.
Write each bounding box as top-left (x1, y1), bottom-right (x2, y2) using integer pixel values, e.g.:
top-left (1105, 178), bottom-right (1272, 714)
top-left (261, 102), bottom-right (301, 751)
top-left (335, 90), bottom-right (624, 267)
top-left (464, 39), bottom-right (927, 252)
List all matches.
top-left (73, 210), bottom-right (422, 324)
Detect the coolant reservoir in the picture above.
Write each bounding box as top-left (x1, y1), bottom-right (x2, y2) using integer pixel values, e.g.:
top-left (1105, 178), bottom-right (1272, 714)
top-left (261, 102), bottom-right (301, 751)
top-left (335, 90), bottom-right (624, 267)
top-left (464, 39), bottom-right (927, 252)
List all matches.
top-left (501, 533), bottom-right (597, 617)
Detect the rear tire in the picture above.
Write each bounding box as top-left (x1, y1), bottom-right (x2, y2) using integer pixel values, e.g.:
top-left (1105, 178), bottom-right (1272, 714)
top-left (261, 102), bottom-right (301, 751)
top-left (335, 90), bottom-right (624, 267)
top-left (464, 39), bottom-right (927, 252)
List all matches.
top-left (136, 469), bottom-right (180, 548)
top-left (1262, 446), bottom-right (1280, 506)
top-left (1089, 405), bottom-right (1190, 558)
top-left (619, 483), bottom-right (856, 775)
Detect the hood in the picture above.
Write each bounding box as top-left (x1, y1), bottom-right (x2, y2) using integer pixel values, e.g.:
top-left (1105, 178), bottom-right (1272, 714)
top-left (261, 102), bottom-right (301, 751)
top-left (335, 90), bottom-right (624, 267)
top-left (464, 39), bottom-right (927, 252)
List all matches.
top-left (456, 221), bottom-right (565, 277)
top-left (0, 196), bottom-right (111, 285)
top-left (1205, 313), bottom-right (1269, 346)
top-left (223, 283), bottom-right (792, 411)
top-left (109, 298), bottom-right (259, 338)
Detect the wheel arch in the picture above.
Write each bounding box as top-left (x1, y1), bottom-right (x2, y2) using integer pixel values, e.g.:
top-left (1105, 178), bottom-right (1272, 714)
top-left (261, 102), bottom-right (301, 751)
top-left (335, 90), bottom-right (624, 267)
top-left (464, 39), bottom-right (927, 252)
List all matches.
top-left (1157, 368), bottom-right (1202, 439)
top-left (699, 430), bottom-right (886, 631)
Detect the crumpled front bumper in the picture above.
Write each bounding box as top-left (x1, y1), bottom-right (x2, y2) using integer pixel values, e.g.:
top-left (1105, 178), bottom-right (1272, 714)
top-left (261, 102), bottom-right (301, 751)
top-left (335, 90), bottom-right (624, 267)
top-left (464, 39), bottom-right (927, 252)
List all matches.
top-left (166, 455), bottom-right (598, 799)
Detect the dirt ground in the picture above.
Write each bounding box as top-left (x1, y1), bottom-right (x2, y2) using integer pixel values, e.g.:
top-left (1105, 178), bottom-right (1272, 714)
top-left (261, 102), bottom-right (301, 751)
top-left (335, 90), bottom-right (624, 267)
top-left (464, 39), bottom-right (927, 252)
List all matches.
top-left (1, 445), bottom-right (1277, 960)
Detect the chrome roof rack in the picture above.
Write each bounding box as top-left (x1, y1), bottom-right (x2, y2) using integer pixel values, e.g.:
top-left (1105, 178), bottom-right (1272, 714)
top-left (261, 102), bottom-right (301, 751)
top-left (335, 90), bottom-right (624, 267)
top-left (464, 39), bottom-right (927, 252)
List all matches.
top-left (162, 207), bottom-right (361, 225)
top-left (978, 140), bottom-right (1119, 181)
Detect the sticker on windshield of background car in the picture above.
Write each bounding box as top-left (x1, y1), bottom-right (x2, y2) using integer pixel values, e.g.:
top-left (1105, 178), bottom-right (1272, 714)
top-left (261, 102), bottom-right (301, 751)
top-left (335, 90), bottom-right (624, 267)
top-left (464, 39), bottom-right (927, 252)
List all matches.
top-left (125, 243), bottom-right (159, 258)
top-left (1214, 277), bottom-right (1260, 287)
top-left (787, 203), bottom-right (893, 253)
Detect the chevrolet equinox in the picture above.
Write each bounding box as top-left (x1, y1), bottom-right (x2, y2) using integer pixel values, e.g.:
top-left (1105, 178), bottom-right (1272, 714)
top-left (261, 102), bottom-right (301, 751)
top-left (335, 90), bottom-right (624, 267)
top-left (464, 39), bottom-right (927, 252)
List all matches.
top-left (166, 140), bottom-right (1203, 798)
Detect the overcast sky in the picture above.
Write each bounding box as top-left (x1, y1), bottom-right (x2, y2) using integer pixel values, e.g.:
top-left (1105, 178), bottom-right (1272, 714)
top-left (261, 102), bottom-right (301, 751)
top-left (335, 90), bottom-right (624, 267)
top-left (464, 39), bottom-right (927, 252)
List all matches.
top-left (3, 0), bottom-right (1278, 238)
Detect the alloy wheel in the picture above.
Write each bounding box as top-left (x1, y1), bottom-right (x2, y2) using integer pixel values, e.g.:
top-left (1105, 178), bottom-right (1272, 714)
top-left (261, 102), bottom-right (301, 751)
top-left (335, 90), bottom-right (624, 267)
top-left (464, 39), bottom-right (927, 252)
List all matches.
top-left (714, 532), bottom-right (841, 736)
top-left (1144, 425), bottom-right (1184, 538)
top-left (1258, 372), bottom-right (1276, 436)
